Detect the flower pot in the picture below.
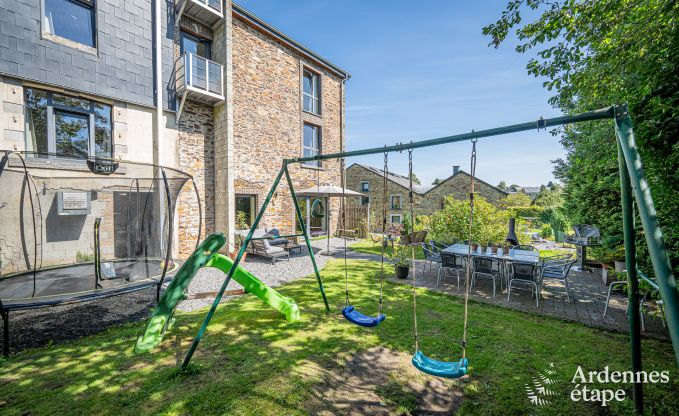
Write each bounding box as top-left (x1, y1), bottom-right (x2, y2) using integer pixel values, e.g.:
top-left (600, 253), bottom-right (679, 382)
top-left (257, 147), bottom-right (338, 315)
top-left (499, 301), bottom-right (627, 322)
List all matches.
top-left (601, 264), bottom-right (610, 286)
top-left (229, 251), bottom-right (247, 262)
top-left (395, 265), bottom-right (410, 279)
top-left (614, 260), bottom-right (626, 273)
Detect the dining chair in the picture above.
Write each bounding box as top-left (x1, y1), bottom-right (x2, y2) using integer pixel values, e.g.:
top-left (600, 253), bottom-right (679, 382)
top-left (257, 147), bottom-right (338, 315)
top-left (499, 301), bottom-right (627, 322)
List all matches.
top-left (471, 256), bottom-right (500, 297)
top-left (540, 258), bottom-right (577, 302)
top-left (507, 261), bottom-right (540, 307)
top-left (421, 243), bottom-right (442, 273)
top-left (439, 252), bottom-right (466, 288)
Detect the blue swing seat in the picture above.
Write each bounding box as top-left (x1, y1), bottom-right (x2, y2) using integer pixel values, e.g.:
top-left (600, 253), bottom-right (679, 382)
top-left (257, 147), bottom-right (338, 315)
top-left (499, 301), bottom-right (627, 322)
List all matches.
top-left (412, 350), bottom-right (468, 379)
top-left (342, 305), bottom-right (386, 327)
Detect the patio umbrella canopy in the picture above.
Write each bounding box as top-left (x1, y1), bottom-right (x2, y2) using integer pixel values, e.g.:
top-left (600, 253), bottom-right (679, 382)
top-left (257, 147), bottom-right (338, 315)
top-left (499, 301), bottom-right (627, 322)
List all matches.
top-left (294, 186), bottom-right (364, 254)
top-left (295, 185), bottom-right (364, 197)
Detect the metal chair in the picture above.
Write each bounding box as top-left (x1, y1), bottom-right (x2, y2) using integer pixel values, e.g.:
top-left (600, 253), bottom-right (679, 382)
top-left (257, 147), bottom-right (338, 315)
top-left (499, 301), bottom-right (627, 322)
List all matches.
top-left (539, 259), bottom-right (576, 302)
top-left (507, 261), bottom-right (540, 307)
top-left (421, 243), bottom-right (442, 273)
top-left (471, 256), bottom-right (500, 297)
top-left (439, 252), bottom-right (466, 288)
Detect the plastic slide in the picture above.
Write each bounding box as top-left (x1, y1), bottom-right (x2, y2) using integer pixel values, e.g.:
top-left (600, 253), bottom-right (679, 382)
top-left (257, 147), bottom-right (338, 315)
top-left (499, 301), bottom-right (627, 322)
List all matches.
top-left (134, 233), bottom-right (300, 354)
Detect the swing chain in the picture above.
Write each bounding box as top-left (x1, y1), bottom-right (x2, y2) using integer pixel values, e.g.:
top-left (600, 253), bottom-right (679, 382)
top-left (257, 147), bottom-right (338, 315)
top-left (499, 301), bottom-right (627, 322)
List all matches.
top-left (377, 148), bottom-right (388, 315)
top-left (462, 136), bottom-right (477, 357)
top-left (408, 147), bottom-right (419, 351)
top-left (341, 155), bottom-right (350, 305)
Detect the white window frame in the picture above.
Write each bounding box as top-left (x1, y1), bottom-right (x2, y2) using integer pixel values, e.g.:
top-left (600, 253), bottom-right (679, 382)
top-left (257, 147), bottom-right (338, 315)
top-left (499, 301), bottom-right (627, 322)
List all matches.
top-left (390, 194), bottom-right (402, 210)
top-left (390, 214), bottom-right (402, 224)
top-left (361, 181), bottom-right (370, 192)
top-left (24, 88), bottom-right (113, 159)
top-left (302, 68), bottom-right (321, 115)
top-left (302, 123), bottom-right (321, 167)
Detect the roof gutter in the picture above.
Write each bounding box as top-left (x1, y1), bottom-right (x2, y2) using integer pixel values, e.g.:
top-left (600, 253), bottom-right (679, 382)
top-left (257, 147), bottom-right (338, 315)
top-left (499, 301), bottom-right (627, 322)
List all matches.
top-left (232, 3), bottom-right (351, 80)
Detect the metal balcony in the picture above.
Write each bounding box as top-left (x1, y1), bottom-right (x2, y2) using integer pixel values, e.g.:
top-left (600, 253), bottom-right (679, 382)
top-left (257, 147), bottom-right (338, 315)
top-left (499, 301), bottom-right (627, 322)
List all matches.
top-left (175, 0), bottom-right (223, 28)
top-left (176, 53), bottom-right (224, 117)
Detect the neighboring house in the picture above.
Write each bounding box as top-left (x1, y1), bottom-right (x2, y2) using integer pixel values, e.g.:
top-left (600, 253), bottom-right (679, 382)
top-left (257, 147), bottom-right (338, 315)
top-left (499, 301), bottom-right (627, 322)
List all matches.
top-left (346, 164), bottom-right (508, 231)
top-left (0, 0), bottom-right (349, 257)
top-left (517, 186), bottom-right (541, 200)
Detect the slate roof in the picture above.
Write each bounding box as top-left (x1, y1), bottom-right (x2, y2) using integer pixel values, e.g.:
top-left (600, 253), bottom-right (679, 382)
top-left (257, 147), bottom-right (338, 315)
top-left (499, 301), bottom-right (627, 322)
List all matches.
top-left (348, 163), bottom-right (508, 196)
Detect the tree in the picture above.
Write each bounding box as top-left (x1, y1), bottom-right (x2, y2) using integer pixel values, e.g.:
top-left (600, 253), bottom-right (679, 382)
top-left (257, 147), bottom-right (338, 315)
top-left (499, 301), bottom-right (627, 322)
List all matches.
top-left (432, 178), bottom-right (443, 185)
top-left (484, 0), bottom-right (679, 273)
top-left (508, 184), bottom-right (520, 192)
top-left (409, 173), bottom-right (421, 185)
top-left (498, 192), bottom-right (532, 208)
top-left (532, 186), bottom-right (563, 208)
top-left (497, 181), bottom-right (508, 191)
top-left (430, 196), bottom-right (509, 244)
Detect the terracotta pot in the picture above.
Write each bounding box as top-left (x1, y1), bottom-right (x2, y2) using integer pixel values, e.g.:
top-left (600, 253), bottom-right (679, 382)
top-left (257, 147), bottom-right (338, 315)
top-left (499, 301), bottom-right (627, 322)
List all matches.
top-left (229, 251), bottom-right (247, 262)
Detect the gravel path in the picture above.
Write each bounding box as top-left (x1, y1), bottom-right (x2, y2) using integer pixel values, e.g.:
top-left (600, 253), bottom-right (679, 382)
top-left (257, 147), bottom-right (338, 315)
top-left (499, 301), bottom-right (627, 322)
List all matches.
top-left (178, 237), bottom-right (380, 311)
top-left (1, 238), bottom-right (379, 353)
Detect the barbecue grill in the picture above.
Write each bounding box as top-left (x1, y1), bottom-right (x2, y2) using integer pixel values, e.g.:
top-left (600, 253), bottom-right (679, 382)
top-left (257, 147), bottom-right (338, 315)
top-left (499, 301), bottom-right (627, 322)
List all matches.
top-left (565, 224), bottom-right (601, 269)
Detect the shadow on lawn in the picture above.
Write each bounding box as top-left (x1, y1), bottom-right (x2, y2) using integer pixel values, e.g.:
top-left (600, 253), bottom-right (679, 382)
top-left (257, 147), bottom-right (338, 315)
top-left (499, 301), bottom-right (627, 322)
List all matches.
top-left (0, 260), bottom-right (677, 415)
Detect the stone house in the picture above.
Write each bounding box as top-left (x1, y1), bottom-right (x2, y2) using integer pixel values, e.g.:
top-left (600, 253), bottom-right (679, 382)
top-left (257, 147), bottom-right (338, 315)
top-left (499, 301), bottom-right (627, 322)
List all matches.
top-left (345, 164), bottom-right (508, 231)
top-left (0, 0), bottom-right (349, 262)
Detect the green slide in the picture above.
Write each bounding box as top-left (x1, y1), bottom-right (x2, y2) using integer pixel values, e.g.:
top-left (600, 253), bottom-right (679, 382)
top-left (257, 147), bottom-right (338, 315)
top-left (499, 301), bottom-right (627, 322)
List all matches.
top-left (207, 253), bottom-right (300, 322)
top-left (135, 233), bottom-right (300, 354)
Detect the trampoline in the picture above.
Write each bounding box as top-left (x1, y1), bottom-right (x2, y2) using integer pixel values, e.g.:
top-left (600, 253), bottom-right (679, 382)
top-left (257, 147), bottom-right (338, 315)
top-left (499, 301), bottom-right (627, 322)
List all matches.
top-left (0, 151), bottom-right (201, 355)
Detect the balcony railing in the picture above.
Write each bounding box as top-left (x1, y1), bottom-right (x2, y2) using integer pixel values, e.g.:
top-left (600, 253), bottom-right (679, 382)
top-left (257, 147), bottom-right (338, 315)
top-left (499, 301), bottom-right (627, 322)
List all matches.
top-left (176, 52), bottom-right (224, 106)
top-left (175, 0), bottom-right (223, 27)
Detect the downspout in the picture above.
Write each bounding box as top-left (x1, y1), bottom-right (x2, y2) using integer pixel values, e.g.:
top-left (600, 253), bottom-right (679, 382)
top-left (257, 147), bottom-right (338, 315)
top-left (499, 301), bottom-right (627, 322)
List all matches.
top-left (153, 0), bottom-right (166, 258)
top-left (154, 0), bottom-right (163, 164)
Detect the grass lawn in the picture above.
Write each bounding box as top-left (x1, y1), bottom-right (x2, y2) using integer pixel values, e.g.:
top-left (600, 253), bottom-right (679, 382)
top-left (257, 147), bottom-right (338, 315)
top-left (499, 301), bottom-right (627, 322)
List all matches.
top-left (350, 239), bottom-right (425, 260)
top-left (1, 260), bottom-right (677, 415)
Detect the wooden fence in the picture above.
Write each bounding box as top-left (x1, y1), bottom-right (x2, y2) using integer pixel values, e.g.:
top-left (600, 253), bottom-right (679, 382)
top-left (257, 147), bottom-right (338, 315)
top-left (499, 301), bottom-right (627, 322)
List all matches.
top-left (341, 205), bottom-right (368, 238)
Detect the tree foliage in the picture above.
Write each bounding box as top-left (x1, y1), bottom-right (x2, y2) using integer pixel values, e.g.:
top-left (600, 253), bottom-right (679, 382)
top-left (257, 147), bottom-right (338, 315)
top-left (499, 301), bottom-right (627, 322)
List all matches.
top-left (484, 0), bottom-right (679, 272)
top-left (498, 192), bottom-right (532, 208)
top-left (430, 196), bottom-right (510, 244)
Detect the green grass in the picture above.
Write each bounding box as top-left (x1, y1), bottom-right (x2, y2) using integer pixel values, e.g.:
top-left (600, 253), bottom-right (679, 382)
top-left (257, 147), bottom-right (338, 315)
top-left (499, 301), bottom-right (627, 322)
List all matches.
top-left (0, 260), bottom-right (677, 415)
top-left (350, 239), bottom-right (425, 259)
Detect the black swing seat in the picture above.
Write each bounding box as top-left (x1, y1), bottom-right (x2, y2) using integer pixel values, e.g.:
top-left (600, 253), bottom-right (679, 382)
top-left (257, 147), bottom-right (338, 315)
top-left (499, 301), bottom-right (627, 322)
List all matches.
top-left (412, 350), bottom-right (468, 379)
top-left (342, 305), bottom-right (385, 327)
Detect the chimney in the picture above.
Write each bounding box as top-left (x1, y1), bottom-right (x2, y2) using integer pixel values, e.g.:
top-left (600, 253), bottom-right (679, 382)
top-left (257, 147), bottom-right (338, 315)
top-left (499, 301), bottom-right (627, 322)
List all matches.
top-left (453, 165), bottom-right (460, 175)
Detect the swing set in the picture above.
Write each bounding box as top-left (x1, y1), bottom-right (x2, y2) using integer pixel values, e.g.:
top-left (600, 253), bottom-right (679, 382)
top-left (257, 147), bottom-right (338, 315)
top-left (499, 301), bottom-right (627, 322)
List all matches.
top-left (137, 104), bottom-right (677, 411)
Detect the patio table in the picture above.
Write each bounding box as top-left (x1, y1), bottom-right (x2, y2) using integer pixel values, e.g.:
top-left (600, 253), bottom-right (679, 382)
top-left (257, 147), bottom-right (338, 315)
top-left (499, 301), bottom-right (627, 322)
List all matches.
top-left (442, 245), bottom-right (540, 265)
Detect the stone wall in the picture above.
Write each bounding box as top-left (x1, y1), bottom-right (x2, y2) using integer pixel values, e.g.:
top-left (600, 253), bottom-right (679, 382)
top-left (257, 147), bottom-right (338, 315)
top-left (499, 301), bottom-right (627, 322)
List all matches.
top-left (416, 172), bottom-right (507, 213)
top-left (230, 16), bottom-right (344, 235)
top-left (176, 100), bottom-right (215, 256)
top-left (346, 165), bottom-right (507, 231)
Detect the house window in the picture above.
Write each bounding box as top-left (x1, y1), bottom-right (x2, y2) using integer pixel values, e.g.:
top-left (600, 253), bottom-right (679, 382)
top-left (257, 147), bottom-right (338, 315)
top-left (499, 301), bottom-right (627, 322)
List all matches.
top-left (390, 214), bottom-right (402, 224)
top-left (303, 124), bottom-right (321, 167)
top-left (181, 31), bottom-right (211, 59)
top-left (361, 196), bottom-right (369, 206)
top-left (24, 88), bottom-right (113, 158)
top-left (235, 194), bottom-right (256, 228)
top-left (302, 69), bottom-right (320, 114)
top-left (361, 182), bottom-right (369, 192)
top-left (390, 194), bottom-right (402, 210)
top-left (43, 0), bottom-right (96, 48)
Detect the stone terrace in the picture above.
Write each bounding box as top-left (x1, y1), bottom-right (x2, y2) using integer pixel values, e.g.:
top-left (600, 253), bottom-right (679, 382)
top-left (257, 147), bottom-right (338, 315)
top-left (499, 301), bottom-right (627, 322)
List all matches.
top-left (391, 259), bottom-right (668, 339)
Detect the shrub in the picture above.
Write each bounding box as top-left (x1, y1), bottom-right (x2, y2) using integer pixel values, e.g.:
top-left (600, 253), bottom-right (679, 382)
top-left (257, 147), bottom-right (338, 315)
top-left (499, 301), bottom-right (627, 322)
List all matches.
top-left (541, 224), bottom-right (553, 239)
top-left (430, 196), bottom-right (509, 245)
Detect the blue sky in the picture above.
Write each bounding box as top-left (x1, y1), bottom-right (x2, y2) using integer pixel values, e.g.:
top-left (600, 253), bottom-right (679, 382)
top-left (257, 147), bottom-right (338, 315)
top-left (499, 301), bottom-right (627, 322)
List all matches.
top-left (237, 0), bottom-right (563, 187)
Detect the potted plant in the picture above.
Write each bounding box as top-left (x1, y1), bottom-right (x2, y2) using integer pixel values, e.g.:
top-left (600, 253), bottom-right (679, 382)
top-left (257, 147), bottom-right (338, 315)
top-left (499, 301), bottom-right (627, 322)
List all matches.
top-left (390, 242), bottom-right (411, 279)
top-left (231, 211), bottom-right (249, 261)
top-left (612, 246), bottom-right (626, 273)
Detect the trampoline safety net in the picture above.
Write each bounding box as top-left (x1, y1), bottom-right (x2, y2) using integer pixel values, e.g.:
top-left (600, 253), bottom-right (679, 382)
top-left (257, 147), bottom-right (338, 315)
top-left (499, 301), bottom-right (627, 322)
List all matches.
top-left (0, 151), bottom-right (201, 310)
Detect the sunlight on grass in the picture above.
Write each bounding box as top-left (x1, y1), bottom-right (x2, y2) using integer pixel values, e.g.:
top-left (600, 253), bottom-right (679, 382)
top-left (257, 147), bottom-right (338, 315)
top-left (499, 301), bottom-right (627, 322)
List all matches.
top-left (350, 239), bottom-right (425, 259)
top-left (0, 259), bottom-right (676, 415)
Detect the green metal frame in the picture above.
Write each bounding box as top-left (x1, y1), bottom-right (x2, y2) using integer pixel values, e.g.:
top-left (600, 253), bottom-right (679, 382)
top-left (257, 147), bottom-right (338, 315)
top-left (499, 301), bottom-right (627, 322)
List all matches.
top-left (177, 105), bottom-right (677, 414)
